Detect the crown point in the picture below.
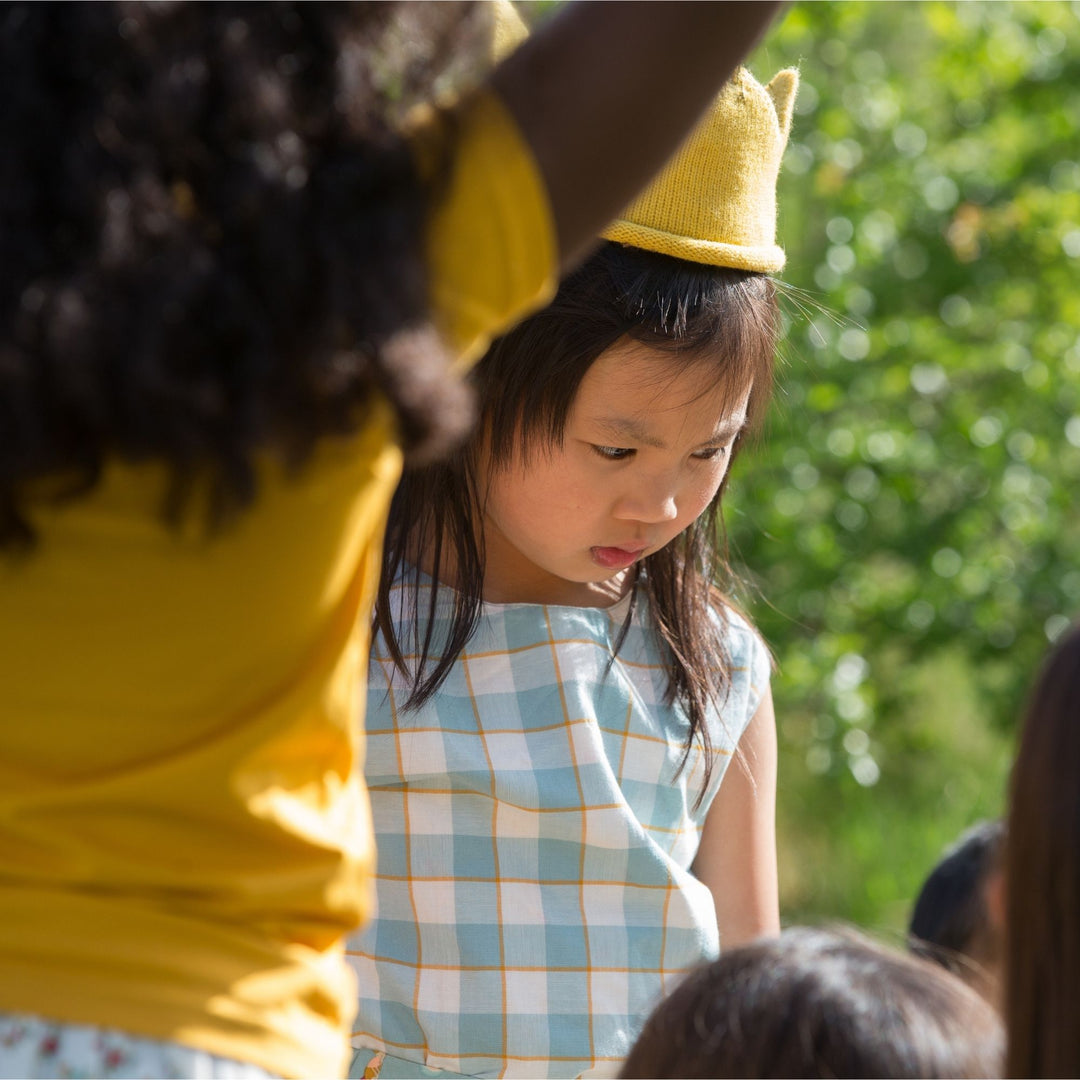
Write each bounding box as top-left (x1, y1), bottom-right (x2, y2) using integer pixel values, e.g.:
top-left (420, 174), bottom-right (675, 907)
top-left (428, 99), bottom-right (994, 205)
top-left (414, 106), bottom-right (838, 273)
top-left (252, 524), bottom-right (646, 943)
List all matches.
top-left (766, 69), bottom-right (800, 139)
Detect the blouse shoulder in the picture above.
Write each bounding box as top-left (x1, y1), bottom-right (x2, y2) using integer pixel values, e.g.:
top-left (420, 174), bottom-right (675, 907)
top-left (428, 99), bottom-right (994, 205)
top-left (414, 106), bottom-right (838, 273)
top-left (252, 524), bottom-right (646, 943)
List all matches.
top-left (709, 601), bottom-right (772, 736)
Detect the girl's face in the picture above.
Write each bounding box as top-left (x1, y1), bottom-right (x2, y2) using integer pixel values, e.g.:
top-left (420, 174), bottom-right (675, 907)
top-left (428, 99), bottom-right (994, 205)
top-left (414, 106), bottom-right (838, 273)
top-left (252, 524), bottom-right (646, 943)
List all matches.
top-left (477, 338), bottom-right (751, 607)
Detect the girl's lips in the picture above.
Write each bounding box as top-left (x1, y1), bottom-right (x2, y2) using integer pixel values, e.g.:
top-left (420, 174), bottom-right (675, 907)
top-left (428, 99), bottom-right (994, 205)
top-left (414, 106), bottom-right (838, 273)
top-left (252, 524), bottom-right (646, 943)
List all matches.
top-left (591, 544), bottom-right (648, 570)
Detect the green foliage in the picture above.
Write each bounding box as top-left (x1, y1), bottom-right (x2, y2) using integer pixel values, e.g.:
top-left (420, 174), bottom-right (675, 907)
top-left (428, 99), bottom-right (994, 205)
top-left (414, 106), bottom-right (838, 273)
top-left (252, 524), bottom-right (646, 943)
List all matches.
top-left (736, 1), bottom-right (1080, 930)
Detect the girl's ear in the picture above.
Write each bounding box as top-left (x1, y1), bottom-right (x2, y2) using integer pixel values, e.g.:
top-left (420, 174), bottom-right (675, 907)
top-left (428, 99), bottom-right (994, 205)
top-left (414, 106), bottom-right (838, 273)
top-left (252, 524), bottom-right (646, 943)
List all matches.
top-left (766, 69), bottom-right (799, 140)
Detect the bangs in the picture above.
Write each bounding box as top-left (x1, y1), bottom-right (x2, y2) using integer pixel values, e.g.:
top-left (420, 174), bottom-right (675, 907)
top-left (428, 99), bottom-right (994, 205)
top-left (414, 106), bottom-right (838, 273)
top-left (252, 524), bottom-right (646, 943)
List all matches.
top-left (621, 260), bottom-right (777, 436)
top-left (475, 243), bottom-right (779, 470)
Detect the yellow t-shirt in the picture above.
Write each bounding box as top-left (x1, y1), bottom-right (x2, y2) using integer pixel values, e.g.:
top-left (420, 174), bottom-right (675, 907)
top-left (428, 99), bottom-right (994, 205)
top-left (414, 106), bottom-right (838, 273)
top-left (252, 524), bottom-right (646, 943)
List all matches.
top-left (0, 90), bottom-right (554, 1079)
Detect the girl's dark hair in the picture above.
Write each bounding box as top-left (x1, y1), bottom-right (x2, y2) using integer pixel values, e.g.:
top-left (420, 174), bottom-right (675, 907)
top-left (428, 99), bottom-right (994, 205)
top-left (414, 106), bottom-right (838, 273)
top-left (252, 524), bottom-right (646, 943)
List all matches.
top-left (0, 1), bottom-right (490, 548)
top-left (620, 926), bottom-right (1004, 1079)
top-left (1005, 622), bottom-right (1080, 1079)
top-left (375, 242), bottom-right (778, 795)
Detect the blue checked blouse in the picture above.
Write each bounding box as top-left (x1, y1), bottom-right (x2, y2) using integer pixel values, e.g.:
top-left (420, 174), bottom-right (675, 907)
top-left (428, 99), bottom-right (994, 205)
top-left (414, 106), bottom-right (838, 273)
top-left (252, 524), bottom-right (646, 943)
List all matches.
top-left (347, 573), bottom-right (770, 1080)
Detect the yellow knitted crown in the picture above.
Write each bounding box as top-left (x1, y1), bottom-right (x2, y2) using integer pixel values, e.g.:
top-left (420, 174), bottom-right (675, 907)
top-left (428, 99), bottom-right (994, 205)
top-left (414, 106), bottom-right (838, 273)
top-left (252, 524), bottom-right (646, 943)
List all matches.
top-left (601, 67), bottom-right (799, 273)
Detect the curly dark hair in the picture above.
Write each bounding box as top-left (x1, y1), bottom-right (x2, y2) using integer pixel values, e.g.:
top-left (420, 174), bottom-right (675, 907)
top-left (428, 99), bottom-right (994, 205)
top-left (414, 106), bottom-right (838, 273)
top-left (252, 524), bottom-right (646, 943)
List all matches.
top-left (0, 1), bottom-right (490, 548)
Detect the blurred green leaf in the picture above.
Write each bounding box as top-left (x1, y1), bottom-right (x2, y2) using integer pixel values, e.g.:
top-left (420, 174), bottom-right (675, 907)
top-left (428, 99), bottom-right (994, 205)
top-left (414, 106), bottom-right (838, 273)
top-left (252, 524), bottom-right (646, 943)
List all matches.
top-left (737, 0), bottom-right (1080, 931)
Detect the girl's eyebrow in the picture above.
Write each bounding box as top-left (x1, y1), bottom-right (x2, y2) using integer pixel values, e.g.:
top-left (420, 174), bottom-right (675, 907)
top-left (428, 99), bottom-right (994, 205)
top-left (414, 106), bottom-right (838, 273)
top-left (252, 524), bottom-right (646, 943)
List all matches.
top-left (592, 414), bottom-right (748, 449)
top-left (594, 417), bottom-right (666, 448)
top-left (710, 415), bottom-right (750, 442)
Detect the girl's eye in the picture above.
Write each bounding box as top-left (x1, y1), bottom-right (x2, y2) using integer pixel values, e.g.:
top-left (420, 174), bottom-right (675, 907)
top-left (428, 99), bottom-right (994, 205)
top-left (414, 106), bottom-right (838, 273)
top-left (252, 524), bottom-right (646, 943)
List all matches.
top-left (592, 445), bottom-right (635, 461)
top-left (693, 446), bottom-right (728, 461)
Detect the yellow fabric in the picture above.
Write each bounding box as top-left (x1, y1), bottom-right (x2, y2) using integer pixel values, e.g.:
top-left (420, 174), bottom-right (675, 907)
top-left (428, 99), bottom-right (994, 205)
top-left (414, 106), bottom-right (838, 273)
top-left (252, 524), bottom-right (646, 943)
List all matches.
top-left (425, 90), bottom-right (555, 371)
top-left (601, 67), bottom-right (798, 272)
top-left (0, 88), bottom-right (555, 1079)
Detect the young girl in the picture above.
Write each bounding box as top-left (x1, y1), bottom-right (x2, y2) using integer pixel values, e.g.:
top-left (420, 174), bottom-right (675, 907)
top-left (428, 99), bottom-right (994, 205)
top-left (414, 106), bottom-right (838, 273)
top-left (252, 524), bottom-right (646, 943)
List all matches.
top-left (348, 66), bottom-right (798, 1080)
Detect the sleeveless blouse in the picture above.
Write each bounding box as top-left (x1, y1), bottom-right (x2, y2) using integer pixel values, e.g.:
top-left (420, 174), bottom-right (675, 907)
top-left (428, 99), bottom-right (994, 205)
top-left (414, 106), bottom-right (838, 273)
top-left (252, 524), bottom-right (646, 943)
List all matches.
top-left (349, 575), bottom-right (770, 1078)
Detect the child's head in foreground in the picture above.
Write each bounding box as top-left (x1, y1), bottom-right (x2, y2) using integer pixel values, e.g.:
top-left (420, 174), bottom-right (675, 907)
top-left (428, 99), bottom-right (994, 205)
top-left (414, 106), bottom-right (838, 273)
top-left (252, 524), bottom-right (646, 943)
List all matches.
top-left (908, 819), bottom-right (1004, 1007)
top-left (620, 925), bottom-right (1003, 1079)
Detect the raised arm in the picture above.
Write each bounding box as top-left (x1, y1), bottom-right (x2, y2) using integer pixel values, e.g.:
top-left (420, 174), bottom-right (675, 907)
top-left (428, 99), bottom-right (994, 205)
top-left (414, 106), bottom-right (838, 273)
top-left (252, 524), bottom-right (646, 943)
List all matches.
top-left (489, 1), bottom-right (784, 269)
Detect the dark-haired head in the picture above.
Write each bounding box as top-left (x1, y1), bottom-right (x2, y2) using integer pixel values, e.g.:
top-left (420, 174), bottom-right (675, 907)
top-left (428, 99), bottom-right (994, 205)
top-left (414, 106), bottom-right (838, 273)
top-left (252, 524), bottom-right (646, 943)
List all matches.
top-left (0, 1), bottom-right (490, 548)
top-left (474, 242), bottom-right (776, 468)
top-left (909, 819), bottom-right (1004, 1003)
top-left (1005, 621), bottom-right (1080, 1078)
top-left (620, 925), bottom-right (1004, 1079)
top-left (377, 241), bottom-right (777, 795)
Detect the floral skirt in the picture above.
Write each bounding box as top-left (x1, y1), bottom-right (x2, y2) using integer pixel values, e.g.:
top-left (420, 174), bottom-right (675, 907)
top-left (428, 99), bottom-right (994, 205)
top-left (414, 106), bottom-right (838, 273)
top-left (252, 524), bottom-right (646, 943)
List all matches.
top-left (0, 1012), bottom-right (278, 1080)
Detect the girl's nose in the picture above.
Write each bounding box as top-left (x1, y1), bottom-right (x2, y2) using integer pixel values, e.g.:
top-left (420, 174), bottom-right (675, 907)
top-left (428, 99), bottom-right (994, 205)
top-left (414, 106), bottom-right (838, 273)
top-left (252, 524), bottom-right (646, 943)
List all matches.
top-left (612, 480), bottom-right (679, 524)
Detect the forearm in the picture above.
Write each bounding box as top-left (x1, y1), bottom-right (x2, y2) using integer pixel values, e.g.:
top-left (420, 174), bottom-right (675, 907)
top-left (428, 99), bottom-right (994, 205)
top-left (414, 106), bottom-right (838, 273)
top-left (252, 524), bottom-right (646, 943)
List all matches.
top-left (489, 1), bottom-right (784, 269)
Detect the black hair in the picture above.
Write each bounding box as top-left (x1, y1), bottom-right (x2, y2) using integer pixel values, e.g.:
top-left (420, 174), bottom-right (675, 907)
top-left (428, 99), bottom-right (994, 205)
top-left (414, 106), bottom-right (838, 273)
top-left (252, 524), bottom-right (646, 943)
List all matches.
top-left (908, 819), bottom-right (1004, 982)
top-left (620, 925), bottom-right (1004, 1079)
top-left (375, 241), bottom-right (777, 797)
top-left (0, 1), bottom-right (491, 549)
